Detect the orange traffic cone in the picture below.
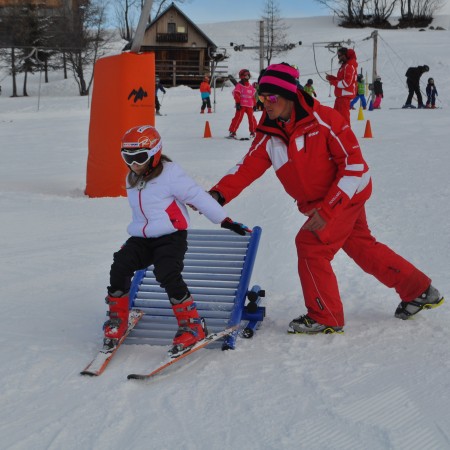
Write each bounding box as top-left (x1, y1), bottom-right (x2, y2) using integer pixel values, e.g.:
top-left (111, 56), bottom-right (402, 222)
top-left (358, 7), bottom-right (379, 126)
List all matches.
top-left (203, 121), bottom-right (212, 138)
top-left (363, 120), bottom-right (373, 138)
top-left (357, 106), bottom-right (365, 121)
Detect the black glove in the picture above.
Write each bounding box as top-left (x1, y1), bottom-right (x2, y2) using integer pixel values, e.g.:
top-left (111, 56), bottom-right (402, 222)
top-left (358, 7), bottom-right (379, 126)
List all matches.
top-left (221, 217), bottom-right (251, 236)
top-left (235, 103), bottom-right (241, 111)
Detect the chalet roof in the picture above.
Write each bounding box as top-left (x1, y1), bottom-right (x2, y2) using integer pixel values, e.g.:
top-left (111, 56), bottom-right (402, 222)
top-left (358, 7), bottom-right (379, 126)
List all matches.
top-left (147, 2), bottom-right (217, 49)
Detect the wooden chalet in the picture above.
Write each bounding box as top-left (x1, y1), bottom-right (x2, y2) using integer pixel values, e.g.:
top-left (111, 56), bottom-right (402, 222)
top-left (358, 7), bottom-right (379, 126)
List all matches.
top-left (140, 2), bottom-right (228, 87)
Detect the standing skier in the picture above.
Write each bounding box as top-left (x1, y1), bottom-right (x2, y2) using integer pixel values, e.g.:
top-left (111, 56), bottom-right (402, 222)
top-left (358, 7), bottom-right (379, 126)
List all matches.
top-left (208, 62), bottom-right (444, 334)
top-left (425, 77), bottom-right (438, 108)
top-left (103, 125), bottom-right (250, 351)
top-left (326, 47), bottom-right (358, 125)
top-left (227, 69), bottom-right (257, 139)
top-left (371, 75), bottom-right (384, 109)
top-left (403, 65), bottom-right (429, 109)
top-left (199, 75), bottom-right (212, 113)
top-left (350, 74), bottom-right (367, 110)
top-left (155, 76), bottom-right (166, 116)
top-left (303, 79), bottom-right (317, 98)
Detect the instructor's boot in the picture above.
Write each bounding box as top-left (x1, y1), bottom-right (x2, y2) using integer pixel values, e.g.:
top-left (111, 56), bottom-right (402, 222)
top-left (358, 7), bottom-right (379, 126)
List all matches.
top-left (103, 291), bottom-right (129, 340)
top-left (288, 314), bottom-right (343, 334)
top-left (395, 285), bottom-right (444, 320)
top-left (171, 294), bottom-right (207, 350)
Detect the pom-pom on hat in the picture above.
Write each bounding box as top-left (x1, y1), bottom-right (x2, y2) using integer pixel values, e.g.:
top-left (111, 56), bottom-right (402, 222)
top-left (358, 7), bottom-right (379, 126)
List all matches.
top-left (258, 63), bottom-right (299, 101)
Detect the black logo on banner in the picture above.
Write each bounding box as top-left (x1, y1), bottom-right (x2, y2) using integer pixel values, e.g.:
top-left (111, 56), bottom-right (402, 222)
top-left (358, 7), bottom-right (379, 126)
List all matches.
top-left (128, 87), bottom-right (148, 103)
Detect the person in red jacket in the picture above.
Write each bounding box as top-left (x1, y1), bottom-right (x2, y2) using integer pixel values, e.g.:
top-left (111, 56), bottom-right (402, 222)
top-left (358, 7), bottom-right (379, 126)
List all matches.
top-left (208, 62), bottom-right (444, 334)
top-left (326, 47), bottom-right (357, 125)
top-left (227, 69), bottom-right (257, 139)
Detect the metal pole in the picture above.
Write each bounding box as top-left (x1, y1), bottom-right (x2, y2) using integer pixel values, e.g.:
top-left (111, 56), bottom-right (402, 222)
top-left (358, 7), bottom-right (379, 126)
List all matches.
top-left (130, 0), bottom-right (154, 53)
top-left (372, 30), bottom-right (378, 83)
top-left (259, 21), bottom-right (264, 72)
top-left (213, 75), bottom-right (217, 112)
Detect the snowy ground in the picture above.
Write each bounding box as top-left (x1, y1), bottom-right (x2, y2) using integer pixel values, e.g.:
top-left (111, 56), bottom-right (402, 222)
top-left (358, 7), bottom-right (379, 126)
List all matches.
top-left (1, 15), bottom-right (450, 450)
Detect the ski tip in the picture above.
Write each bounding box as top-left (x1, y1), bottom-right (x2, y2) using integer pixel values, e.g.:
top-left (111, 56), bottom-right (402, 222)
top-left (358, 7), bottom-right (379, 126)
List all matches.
top-left (127, 373), bottom-right (148, 380)
top-left (80, 371), bottom-right (98, 377)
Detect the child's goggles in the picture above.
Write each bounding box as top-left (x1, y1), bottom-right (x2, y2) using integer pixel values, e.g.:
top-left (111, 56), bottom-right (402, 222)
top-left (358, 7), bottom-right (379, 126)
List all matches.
top-left (258, 94), bottom-right (279, 104)
top-left (121, 148), bottom-right (154, 166)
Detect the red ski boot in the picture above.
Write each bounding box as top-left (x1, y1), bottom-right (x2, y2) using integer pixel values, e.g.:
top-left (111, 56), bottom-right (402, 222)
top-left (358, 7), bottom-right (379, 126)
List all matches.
top-left (171, 295), bottom-right (207, 355)
top-left (103, 293), bottom-right (129, 341)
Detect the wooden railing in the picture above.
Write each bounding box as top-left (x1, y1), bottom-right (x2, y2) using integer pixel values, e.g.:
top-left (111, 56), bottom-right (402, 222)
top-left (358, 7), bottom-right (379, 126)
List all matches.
top-left (156, 60), bottom-right (228, 86)
top-left (156, 33), bottom-right (188, 43)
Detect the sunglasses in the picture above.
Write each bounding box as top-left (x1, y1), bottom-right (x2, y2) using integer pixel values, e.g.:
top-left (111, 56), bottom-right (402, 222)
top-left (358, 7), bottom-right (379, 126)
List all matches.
top-left (121, 148), bottom-right (154, 166)
top-left (258, 94), bottom-right (279, 104)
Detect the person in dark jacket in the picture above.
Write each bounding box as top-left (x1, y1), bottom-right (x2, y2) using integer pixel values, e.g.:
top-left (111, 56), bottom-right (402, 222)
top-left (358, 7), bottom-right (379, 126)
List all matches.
top-left (372, 76), bottom-right (383, 109)
top-left (155, 76), bottom-right (166, 116)
top-left (425, 78), bottom-right (438, 108)
top-left (403, 65), bottom-right (429, 109)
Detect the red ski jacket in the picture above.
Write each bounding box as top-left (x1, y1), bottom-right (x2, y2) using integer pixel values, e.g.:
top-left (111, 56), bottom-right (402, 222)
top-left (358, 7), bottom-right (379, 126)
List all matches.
top-left (329, 48), bottom-right (358, 98)
top-left (211, 91), bottom-right (371, 222)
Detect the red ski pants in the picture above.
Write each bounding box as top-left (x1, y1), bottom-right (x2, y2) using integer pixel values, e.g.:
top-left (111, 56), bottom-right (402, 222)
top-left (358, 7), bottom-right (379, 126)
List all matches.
top-left (295, 202), bottom-right (431, 327)
top-left (334, 96), bottom-right (351, 126)
top-left (229, 106), bottom-right (257, 134)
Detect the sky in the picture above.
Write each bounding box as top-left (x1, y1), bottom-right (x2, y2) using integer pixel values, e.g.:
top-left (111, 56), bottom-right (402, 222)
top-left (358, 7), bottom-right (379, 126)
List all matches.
top-left (1, 13), bottom-right (450, 450)
top-left (179, 0), bottom-right (331, 23)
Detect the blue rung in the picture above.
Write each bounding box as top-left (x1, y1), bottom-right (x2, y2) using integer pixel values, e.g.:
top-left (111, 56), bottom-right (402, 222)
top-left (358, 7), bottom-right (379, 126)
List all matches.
top-left (126, 227), bottom-right (265, 347)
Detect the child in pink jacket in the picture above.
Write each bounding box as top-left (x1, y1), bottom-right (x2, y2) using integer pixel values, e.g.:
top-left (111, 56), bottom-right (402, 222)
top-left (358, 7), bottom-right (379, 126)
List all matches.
top-left (227, 69), bottom-right (257, 139)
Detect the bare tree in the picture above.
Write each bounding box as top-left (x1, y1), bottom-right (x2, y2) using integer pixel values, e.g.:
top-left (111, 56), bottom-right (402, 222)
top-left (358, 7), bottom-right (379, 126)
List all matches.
top-left (316, 0), bottom-right (443, 26)
top-left (314, 0), bottom-right (368, 25)
top-left (114, 0), bottom-right (140, 42)
top-left (368, 0), bottom-right (398, 25)
top-left (0, 3), bottom-right (54, 96)
top-left (151, 0), bottom-right (188, 20)
top-left (261, 0), bottom-right (290, 66)
top-left (65, 0), bottom-right (111, 96)
top-left (112, 0), bottom-right (188, 44)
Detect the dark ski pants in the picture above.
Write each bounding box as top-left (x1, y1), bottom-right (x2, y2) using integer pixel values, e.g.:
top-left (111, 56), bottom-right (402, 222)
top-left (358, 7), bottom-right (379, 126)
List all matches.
top-left (201, 97), bottom-right (211, 111)
top-left (406, 80), bottom-right (423, 106)
top-left (109, 231), bottom-right (188, 301)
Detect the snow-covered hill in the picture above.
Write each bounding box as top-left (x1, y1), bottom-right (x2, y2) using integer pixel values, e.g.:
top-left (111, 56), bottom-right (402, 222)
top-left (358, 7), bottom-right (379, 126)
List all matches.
top-left (1, 15), bottom-right (450, 450)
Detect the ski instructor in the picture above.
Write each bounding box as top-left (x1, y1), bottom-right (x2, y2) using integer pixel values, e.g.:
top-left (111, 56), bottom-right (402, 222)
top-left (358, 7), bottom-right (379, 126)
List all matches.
top-left (207, 62), bottom-right (444, 334)
top-left (326, 47), bottom-right (358, 125)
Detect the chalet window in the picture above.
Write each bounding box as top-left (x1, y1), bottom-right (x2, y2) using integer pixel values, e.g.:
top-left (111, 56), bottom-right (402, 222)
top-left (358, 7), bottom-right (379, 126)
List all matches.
top-left (168, 22), bottom-right (176, 33)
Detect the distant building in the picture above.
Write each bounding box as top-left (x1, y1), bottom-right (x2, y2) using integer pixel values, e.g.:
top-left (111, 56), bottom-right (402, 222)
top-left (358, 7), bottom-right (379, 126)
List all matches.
top-left (139, 2), bottom-right (228, 87)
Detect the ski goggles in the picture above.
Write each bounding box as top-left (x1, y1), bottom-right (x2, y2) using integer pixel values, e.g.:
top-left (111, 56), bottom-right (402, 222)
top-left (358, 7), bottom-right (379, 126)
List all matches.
top-left (258, 94), bottom-right (279, 104)
top-left (121, 148), bottom-right (155, 166)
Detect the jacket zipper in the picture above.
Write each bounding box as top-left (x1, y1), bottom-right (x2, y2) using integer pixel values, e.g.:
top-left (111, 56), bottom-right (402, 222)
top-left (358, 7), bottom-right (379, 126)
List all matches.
top-left (138, 190), bottom-right (149, 238)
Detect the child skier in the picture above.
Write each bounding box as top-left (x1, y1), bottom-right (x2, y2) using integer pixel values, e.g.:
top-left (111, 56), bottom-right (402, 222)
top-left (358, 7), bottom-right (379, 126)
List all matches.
top-left (372, 75), bottom-right (383, 109)
top-left (426, 78), bottom-right (438, 108)
top-left (200, 75), bottom-right (212, 113)
top-left (227, 69), bottom-right (257, 139)
top-left (103, 125), bottom-right (250, 353)
top-left (350, 74), bottom-right (367, 110)
top-left (155, 76), bottom-right (166, 116)
top-left (303, 79), bottom-right (317, 98)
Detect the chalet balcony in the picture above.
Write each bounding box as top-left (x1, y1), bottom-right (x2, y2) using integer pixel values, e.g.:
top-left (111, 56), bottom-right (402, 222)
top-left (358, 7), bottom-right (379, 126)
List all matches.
top-left (156, 33), bottom-right (188, 43)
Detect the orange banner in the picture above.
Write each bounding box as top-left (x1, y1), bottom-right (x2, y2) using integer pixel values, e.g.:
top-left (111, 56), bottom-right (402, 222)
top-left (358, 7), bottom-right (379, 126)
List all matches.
top-left (85, 52), bottom-right (155, 197)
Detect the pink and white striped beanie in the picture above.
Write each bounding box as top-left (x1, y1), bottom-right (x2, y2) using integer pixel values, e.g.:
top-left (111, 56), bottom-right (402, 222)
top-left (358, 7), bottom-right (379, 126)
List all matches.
top-left (258, 63), bottom-right (299, 100)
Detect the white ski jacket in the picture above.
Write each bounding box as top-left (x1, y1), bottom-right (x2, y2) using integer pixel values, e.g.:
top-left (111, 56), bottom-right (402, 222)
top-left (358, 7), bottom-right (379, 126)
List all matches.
top-left (126, 161), bottom-right (227, 238)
